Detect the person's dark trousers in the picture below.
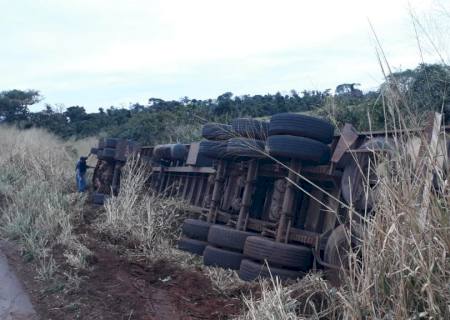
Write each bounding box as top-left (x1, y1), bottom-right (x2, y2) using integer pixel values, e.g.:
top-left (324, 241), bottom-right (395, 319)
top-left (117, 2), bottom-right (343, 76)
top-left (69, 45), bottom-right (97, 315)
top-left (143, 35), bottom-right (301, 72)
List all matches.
top-left (76, 171), bottom-right (86, 192)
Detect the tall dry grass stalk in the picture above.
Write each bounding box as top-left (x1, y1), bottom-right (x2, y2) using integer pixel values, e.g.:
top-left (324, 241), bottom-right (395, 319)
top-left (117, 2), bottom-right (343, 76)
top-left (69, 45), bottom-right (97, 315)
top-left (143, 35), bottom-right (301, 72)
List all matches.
top-left (336, 101), bottom-right (449, 319)
top-left (97, 157), bottom-right (190, 259)
top-left (240, 276), bottom-right (299, 320)
top-left (0, 126), bottom-right (91, 274)
top-left (239, 23), bottom-right (450, 315)
top-left (239, 124), bottom-right (448, 320)
top-left (66, 135), bottom-right (99, 168)
top-left (239, 99), bottom-right (449, 319)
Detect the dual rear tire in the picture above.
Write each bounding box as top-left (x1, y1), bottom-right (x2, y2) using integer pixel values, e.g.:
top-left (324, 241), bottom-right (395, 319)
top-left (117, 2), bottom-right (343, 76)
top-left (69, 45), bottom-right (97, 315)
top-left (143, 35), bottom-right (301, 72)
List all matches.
top-left (265, 113), bottom-right (334, 165)
top-left (178, 219), bottom-right (210, 256)
top-left (239, 259), bottom-right (306, 281)
top-left (238, 236), bottom-right (313, 281)
top-left (202, 225), bottom-right (258, 270)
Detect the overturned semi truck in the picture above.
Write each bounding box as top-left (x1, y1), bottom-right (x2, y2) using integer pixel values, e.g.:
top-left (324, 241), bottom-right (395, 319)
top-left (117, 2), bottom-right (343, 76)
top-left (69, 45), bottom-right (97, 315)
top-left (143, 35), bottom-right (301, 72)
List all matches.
top-left (90, 112), bottom-right (449, 283)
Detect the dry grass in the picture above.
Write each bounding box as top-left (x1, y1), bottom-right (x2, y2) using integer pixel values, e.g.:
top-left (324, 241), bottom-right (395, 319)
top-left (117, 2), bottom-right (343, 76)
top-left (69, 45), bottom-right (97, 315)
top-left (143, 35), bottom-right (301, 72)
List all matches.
top-left (96, 157), bottom-right (192, 260)
top-left (238, 100), bottom-right (449, 320)
top-left (239, 122), bottom-right (449, 320)
top-left (67, 136), bottom-right (99, 168)
top-left (202, 266), bottom-right (247, 296)
top-left (95, 157), bottom-right (256, 296)
top-left (239, 277), bottom-right (299, 320)
top-left (0, 126), bottom-right (92, 276)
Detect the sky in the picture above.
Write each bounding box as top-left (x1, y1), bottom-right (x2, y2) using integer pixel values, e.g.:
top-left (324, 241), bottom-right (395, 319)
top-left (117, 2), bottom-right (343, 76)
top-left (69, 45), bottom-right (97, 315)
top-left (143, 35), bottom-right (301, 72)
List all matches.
top-left (0, 0), bottom-right (448, 112)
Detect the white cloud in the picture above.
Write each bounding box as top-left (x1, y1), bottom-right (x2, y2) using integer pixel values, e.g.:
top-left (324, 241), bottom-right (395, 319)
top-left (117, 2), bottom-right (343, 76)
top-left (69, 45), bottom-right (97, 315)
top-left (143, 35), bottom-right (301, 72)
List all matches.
top-left (0, 0), bottom-right (447, 111)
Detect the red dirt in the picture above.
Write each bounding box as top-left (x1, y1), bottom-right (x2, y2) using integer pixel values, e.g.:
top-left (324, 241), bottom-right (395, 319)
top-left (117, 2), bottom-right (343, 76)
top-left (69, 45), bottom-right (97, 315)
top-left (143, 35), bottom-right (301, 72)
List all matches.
top-left (2, 204), bottom-right (246, 320)
top-left (77, 246), bottom-right (241, 320)
top-left (4, 240), bottom-right (243, 320)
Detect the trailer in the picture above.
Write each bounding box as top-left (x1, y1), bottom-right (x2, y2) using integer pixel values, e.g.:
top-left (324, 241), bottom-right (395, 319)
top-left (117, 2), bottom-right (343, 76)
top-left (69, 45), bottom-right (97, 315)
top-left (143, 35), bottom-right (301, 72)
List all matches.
top-left (91, 112), bottom-right (448, 283)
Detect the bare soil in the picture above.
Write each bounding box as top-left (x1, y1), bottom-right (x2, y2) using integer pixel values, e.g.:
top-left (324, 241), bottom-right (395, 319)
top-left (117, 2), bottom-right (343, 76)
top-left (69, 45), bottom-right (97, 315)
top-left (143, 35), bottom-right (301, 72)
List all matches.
top-left (0, 243), bottom-right (37, 320)
top-left (2, 204), bottom-right (246, 320)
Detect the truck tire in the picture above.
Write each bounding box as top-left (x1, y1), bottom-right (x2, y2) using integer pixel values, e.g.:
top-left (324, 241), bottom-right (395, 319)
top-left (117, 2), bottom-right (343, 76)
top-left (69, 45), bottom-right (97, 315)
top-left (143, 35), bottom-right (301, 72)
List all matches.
top-left (324, 224), bottom-right (362, 267)
top-left (207, 225), bottom-right (257, 251)
top-left (243, 236), bottom-right (313, 271)
top-left (181, 219), bottom-right (211, 241)
top-left (169, 144), bottom-right (188, 160)
top-left (202, 123), bottom-right (234, 140)
top-left (153, 144), bottom-right (188, 161)
top-left (105, 138), bottom-right (119, 148)
top-left (269, 113), bottom-right (334, 144)
top-left (203, 246), bottom-right (243, 270)
top-left (199, 140), bottom-right (228, 159)
top-left (98, 138), bottom-right (105, 149)
top-left (101, 148), bottom-right (116, 161)
top-left (178, 237), bottom-right (207, 256)
top-left (324, 224), bottom-right (362, 285)
top-left (266, 135), bottom-right (331, 165)
top-left (152, 144), bottom-right (170, 161)
top-left (225, 138), bottom-right (266, 159)
top-left (238, 259), bottom-right (305, 281)
top-left (232, 118), bottom-right (269, 140)
top-left (193, 153), bottom-right (214, 167)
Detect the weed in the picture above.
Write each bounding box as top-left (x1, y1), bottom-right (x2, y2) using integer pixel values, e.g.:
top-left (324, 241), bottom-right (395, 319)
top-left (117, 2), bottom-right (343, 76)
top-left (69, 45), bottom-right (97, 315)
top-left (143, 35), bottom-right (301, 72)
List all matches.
top-left (97, 157), bottom-right (190, 259)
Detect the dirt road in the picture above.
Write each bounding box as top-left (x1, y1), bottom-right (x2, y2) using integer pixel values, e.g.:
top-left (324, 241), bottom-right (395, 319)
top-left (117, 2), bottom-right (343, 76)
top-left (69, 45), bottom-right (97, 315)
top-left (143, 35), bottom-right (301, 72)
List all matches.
top-left (0, 202), bottom-right (250, 319)
top-left (0, 242), bottom-right (37, 320)
top-left (2, 236), bottom-right (245, 319)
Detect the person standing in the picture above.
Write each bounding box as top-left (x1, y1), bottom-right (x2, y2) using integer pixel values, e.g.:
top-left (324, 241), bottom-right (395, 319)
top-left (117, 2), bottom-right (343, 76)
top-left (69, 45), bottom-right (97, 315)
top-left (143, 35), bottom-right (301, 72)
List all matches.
top-left (76, 156), bottom-right (92, 192)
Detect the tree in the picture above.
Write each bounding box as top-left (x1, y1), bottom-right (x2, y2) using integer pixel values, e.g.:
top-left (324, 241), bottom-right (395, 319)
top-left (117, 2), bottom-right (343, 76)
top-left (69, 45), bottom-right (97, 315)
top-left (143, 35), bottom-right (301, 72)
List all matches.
top-left (0, 89), bottom-right (41, 122)
top-left (409, 64), bottom-right (450, 118)
top-left (130, 103), bottom-right (145, 113)
top-left (29, 104), bottom-right (70, 136)
top-left (64, 106), bottom-right (87, 123)
top-left (384, 63), bottom-right (450, 122)
top-left (215, 92), bottom-right (235, 116)
top-left (5, 62), bottom-right (446, 143)
top-left (335, 83), bottom-right (363, 97)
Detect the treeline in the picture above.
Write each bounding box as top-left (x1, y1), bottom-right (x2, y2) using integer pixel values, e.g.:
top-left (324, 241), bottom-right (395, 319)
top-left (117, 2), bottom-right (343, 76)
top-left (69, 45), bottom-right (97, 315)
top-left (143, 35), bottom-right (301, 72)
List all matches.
top-left (1, 63), bottom-right (448, 145)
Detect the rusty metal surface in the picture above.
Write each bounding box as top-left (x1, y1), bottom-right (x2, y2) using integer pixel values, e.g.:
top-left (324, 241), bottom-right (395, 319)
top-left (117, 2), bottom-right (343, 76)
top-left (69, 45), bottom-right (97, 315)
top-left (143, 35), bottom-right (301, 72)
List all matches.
top-left (187, 205), bottom-right (320, 247)
top-left (185, 142), bottom-right (200, 165)
top-left (321, 188), bottom-right (341, 233)
top-left (236, 160), bottom-right (259, 230)
top-left (303, 189), bottom-right (325, 233)
top-left (268, 179), bottom-right (285, 221)
top-left (207, 161), bottom-right (227, 223)
top-left (276, 159), bottom-right (301, 242)
top-left (331, 123), bottom-right (359, 164)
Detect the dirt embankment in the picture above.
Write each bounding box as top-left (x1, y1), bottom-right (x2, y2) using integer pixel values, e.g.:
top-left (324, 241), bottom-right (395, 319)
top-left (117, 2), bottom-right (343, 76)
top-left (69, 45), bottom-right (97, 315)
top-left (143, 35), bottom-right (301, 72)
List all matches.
top-left (3, 205), bottom-right (245, 320)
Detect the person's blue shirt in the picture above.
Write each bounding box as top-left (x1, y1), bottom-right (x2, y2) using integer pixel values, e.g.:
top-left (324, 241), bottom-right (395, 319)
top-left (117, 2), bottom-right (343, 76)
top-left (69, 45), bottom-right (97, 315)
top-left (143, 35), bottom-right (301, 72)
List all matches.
top-left (76, 157), bottom-right (90, 192)
top-left (76, 159), bottom-right (88, 175)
